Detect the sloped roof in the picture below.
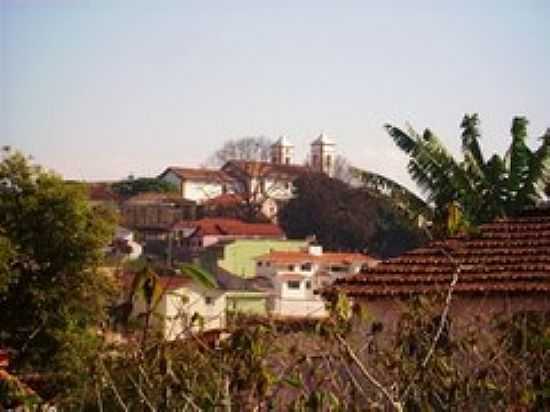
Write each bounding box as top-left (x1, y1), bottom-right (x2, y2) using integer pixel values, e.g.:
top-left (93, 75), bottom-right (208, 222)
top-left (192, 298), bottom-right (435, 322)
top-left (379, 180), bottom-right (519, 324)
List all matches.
top-left (124, 192), bottom-right (196, 205)
top-left (160, 167), bottom-right (233, 182)
top-left (256, 250), bottom-right (376, 266)
top-left (171, 218), bottom-right (284, 238)
top-left (223, 160), bottom-right (309, 179)
top-left (311, 133), bottom-right (335, 146)
top-left (203, 193), bottom-right (245, 207)
top-left (88, 182), bottom-right (121, 202)
top-left (272, 136), bottom-right (294, 147)
top-left (328, 207), bottom-right (550, 298)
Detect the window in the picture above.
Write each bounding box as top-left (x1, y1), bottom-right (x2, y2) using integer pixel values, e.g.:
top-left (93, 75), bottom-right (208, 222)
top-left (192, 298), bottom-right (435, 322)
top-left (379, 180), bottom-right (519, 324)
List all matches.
top-left (288, 264), bottom-right (295, 271)
top-left (266, 262), bottom-right (271, 267)
top-left (305, 280), bottom-right (312, 290)
top-left (257, 261), bottom-right (263, 267)
top-left (301, 262), bottom-right (312, 271)
top-left (330, 265), bottom-right (348, 273)
top-left (205, 296), bottom-right (214, 305)
top-left (287, 280), bottom-right (300, 289)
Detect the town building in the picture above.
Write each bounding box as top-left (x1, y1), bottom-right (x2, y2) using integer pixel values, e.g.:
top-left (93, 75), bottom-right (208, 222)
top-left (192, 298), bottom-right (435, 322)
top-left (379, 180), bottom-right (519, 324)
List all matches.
top-left (255, 245), bottom-right (378, 317)
top-left (168, 218), bottom-right (285, 261)
top-left (120, 192), bottom-right (198, 240)
top-left (326, 206), bottom-right (550, 332)
top-left (158, 167), bottom-right (234, 203)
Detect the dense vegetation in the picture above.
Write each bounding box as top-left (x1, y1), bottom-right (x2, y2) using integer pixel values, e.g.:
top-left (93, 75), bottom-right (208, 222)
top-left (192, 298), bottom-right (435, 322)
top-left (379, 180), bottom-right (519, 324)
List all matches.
top-left (111, 176), bottom-right (178, 198)
top-left (0, 149), bottom-right (117, 404)
top-left (356, 115), bottom-right (550, 235)
top-left (279, 173), bottom-right (426, 258)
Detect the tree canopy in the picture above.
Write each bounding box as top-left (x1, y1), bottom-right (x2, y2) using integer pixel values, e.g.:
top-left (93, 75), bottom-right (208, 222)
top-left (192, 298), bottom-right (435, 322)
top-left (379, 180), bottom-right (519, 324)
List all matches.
top-left (111, 176), bottom-right (178, 198)
top-left (0, 149), bottom-right (116, 400)
top-left (206, 136), bottom-right (273, 166)
top-left (356, 114), bottom-right (550, 234)
top-left (278, 173), bottom-right (426, 258)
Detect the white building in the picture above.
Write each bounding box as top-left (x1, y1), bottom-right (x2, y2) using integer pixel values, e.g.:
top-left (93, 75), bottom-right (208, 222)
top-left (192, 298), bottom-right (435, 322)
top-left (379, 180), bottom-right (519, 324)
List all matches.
top-left (122, 274), bottom-right (226, 340)
top-left (254, 245), bottom-right (378, 318)
top-left (310, 133), bottom-right (337, 177)
top-left (158, 167), bottom-right (234, 203)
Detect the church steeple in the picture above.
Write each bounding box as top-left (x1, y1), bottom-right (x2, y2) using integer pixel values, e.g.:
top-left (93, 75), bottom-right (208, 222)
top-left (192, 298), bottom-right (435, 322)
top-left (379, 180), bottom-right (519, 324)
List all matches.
top-left (310, 133), bottom-right (336, 176)
top-left (271, 136), bottom-right (294, 165)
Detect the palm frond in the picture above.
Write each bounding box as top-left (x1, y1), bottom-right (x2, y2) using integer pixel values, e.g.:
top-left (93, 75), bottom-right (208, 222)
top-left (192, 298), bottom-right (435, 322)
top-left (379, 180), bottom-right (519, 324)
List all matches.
top-left (351, 167), bottom-right (432, 221)
top-left (460, 114), bottom-right (485, 179)
top-left (180, 263), bottom-right (218, 289)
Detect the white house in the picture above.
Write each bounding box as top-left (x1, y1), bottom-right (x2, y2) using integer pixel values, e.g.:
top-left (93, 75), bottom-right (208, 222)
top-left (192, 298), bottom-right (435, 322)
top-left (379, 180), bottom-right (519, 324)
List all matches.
top-left (254, 245), bottom-right (378, 318)
top-left (158, 167), bottom-right (234, 203)
top-left (123, 274), bottom-right (226, 340)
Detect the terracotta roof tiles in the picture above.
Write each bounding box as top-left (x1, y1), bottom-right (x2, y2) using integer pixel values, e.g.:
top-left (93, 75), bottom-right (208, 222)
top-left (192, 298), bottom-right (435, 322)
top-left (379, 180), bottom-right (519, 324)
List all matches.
top-left (161, 167), bottom-right (233, 183)
top-left (171, 218), bottom-right (284, 237)
top-left (329, 209), bottom-right (550, 298)
top-left (256, 250), bottom-right (376, 265)
top-left (223, 160), bottom-right (310, 179)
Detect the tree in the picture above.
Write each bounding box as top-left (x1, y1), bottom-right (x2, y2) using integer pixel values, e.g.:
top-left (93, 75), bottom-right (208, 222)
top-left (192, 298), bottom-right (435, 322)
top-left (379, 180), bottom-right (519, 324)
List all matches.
top-left (357, 114), bottom-right (550, 234)
top-left (278, 173), bottom-right (425, 258)
top-left (111, 176), bottom-right (178, 198)
top-left (0, 149), bottom-right (116, 403)
top-left (206, 136), bottom-right (273, 166)
top-left (331, 155), bottom-right (355, 184)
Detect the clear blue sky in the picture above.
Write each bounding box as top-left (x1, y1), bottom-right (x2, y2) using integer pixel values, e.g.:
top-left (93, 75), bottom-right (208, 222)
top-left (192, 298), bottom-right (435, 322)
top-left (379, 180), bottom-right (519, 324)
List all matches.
top-left (2, 0), bottom-right (549, 190)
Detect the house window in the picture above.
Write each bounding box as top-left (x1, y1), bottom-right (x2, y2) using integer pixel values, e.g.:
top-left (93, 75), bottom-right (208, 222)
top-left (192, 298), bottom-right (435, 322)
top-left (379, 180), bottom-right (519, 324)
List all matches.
top-left (205, 296), bottom-right (214, 305)
top-left (288, 264), bottom-right (295, 271)
top-left (287, 280), bottom-right (300, 290)
top-left (266, 262), bottom-right (271, 267)
top-left (301, 262), bottom-right (312, 271)
top-left (257, 261), bottom-right (263, 267)
top-left (305, 280), bottom-right (312, 290)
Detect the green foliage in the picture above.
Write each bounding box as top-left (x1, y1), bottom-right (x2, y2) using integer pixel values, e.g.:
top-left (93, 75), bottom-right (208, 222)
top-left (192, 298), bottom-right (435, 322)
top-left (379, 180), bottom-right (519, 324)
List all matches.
top-left (279, 173), bottom-right (426, 258)
top-left (111, 176), bottom-right (178, 198)
top-left (0, 149), bottom-right (117, 405)
top-left (180, 263), bottom-right (218, 289)
top-left (359, 115), bottom-right (550, 235)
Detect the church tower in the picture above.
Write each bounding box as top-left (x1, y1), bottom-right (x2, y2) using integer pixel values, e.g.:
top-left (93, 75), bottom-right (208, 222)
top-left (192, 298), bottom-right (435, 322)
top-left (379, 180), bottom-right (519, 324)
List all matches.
top-left (271, 136), bottom-right (294, 165)
top-left (310, 133), bottom-right (336, 176)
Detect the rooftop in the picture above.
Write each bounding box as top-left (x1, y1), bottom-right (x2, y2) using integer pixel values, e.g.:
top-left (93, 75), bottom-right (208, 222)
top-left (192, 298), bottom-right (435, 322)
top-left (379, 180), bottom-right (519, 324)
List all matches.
top-left (328, 208), bottom-right (550, 298)
top-left (256, 250), bottom-right (377, 265)
top-left (160, 167), bottom-right (233, 182)
top-left (222, 160), bottom-right (310, 179)
top-left (171, 218), bottom-right (285, 238)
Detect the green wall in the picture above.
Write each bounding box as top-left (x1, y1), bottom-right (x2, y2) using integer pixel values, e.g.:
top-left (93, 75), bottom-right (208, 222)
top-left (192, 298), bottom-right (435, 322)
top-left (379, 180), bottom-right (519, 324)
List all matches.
top-left (218, 239), bottom-right (308, 278)
top-left (226, 294), bottom-right (268, 315)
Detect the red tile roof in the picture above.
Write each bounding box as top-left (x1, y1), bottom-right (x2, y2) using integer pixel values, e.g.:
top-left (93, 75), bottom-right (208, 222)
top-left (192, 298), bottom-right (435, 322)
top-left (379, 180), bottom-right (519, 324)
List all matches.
top-left (203, 193), bottom-right (245, 207)
top-left (256, 250), bottom-right (376, 265)
top-left (171, 218), bottom-right (284, 237)
top-left (223, 160), bottom-right (310, 179)
top-left (161, 167), bottom-right (233, 182)
top-left (88, 182), bottom-right (121, 202)
top-left (328, 208), bottom-right (550, 298)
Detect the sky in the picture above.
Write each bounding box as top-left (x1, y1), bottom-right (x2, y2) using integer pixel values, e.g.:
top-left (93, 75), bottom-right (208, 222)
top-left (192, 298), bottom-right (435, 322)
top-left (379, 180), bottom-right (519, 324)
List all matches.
top-left (2, 0), bottom-right (549, 191)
